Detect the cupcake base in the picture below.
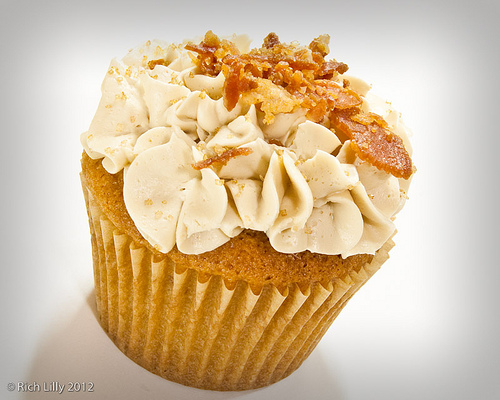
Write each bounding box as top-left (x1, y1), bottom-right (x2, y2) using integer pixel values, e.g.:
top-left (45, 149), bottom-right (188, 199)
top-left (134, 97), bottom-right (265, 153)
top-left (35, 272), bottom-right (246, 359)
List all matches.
top-left (82, 175), bottom-right (394, 391)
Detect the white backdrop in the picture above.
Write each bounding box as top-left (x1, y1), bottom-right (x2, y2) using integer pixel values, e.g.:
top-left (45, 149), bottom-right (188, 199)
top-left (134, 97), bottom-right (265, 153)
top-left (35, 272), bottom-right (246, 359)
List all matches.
top-left (1, 0), bottom-right (499, 399)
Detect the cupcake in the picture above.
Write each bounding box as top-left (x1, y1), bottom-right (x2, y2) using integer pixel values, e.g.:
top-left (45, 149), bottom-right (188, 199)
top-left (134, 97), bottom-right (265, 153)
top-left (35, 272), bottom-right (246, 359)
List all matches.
top-left (80, 31), bottom-right (414, 391)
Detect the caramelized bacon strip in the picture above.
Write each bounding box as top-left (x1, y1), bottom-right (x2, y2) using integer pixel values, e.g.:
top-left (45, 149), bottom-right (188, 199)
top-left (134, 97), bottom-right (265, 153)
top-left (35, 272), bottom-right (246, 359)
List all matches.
top-left (192, 147), bottom-right (253, 170)
top-left (331, 110), bottom-right (413, 179)
top-left (184, 42), bottom-right (220, 75)
top-left (222, 55), bottom-right (260, 110)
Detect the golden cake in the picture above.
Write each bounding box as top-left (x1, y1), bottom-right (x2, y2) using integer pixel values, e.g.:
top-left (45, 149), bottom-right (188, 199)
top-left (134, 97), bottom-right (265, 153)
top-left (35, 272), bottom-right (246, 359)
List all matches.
top-left (80, 31), bottom-right (414, 391)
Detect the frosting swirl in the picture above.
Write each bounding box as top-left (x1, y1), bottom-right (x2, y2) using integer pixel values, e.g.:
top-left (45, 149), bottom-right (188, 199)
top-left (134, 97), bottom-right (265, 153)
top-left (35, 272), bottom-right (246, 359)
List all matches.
top-left (81, 37), bottom-right (413, 257)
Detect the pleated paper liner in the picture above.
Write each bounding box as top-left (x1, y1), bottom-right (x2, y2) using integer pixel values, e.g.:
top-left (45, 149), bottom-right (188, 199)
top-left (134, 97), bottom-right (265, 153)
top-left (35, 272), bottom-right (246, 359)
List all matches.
top-left (82, 176), bottom-right (394, 391)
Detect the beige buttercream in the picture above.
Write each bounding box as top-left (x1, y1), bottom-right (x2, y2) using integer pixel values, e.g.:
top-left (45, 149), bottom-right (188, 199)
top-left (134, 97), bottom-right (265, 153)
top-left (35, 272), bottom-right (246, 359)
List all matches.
top-left (81, 37), bottom-right (413, 256)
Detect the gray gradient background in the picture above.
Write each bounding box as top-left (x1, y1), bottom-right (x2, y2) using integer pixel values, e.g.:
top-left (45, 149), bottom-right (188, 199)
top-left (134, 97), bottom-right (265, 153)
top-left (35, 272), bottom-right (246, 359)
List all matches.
top-left (1, 0), bottom-right (499, 399)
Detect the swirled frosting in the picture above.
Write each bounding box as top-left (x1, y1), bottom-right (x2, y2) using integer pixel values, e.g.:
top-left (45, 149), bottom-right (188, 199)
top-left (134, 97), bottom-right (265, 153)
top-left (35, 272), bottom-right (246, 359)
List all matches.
top-left (81, 37), bottom-right (413, 257)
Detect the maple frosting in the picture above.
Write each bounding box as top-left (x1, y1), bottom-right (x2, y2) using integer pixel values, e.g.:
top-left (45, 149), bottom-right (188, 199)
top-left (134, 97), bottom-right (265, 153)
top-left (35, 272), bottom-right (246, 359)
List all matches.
top-left (81, 36), bottom-right (413, 257)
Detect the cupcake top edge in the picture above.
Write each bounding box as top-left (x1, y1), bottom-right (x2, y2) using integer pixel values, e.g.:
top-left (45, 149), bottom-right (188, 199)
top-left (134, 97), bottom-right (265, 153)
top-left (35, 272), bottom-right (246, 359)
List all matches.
top-left (81, 31), bottom-right (414, 257)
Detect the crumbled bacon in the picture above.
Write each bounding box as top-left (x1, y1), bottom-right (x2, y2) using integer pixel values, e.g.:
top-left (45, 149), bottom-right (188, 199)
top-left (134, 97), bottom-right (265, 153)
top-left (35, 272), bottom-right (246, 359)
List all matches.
top-left (185, 31), bottom-right (240, 76)
top-left (316, 60), bottom-right (349, 79)
top-left (184, 32), bottom-right (413, 179)
top-left (263, 32), bottom-right (281, 49)
top-left (192, 147), bottom-right (253, 170)
top-left (186, 31), bottom-right (349, 114)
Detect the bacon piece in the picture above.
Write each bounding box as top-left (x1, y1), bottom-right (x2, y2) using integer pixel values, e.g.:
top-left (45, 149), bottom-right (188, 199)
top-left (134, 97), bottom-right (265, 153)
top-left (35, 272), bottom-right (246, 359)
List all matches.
top-left (331, 109), bottom-right (413, 179)
top-left (316, 60), bottom-right (349, 78)
top-left (309, 34), bottom-right (330, 57)
top-left (184, 41), bottom-right (220, 76)
top-left (221, 55), bottom-right (261, 110)
top-left (263, 32), bottom-right (281, 49)
top-left (314, 80), bottom-right (362, 109)
top-left (309, 34), bottom-right (348, 77)
top-left (185, 30), bottom-right (240, 76)
top-left (192, 147), bottom-right (253, 170)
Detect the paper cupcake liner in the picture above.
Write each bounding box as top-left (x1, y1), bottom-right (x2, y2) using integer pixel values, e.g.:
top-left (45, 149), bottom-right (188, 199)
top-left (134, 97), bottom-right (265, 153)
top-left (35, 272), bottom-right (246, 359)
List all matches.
top-left (82, 178), bottom-right (394, 391)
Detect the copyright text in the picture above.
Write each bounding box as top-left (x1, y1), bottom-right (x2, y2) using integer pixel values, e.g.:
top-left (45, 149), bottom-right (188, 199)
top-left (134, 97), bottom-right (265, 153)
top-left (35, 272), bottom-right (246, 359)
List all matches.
top-left (7, 381), bottom-right (94, 394)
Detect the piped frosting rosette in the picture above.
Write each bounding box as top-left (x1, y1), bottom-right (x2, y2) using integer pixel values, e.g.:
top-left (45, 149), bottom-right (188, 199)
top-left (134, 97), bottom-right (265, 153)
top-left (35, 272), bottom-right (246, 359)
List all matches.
top-left (81, 37), bottom-right (412, 257)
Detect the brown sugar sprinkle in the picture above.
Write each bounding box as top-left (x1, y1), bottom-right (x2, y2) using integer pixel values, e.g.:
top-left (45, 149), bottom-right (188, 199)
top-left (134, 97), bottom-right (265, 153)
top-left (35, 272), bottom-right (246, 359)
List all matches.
top-left (268, 138), bottom-right (284, 147)
top-left (184, 31), bottom-right (413, 179)
top-left (147, 58), bottom-right (170, 70)
top-left (192, 147), bottom-right (253, 170)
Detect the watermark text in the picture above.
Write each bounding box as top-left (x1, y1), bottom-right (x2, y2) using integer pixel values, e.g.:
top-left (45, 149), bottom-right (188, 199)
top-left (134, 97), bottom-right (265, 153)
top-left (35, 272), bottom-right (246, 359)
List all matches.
top-left (7, 381), bottom-right (94, 394)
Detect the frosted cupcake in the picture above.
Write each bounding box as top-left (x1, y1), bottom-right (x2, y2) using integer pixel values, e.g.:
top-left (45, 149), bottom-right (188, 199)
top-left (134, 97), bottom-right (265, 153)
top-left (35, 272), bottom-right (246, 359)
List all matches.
top-left (80, 31), bottom-right (414, 391)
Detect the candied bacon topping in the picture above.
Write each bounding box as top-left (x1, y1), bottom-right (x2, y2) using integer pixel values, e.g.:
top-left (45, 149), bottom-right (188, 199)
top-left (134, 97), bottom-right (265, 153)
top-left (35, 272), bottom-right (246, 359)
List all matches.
top-left (185, 32), bottom-right (413, 179)
top-left (192, 147), bottom-right (253, 170)
top-left (187, 31), bottom-right (352, 115)
top-left (185, 31), bottom-right (241, 76)
top-left (263, 32), bottom-right (281, 49)
top-left (331, 109), bottom-right (413, 179)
